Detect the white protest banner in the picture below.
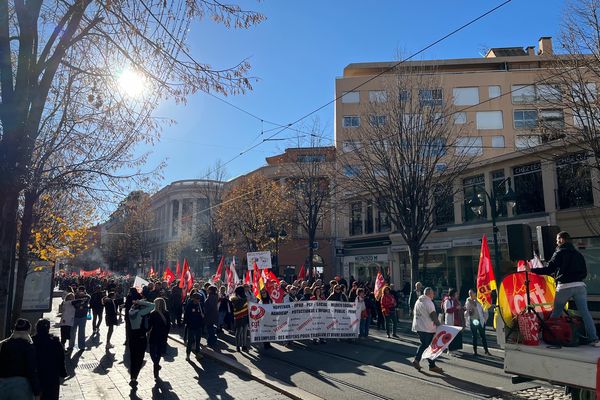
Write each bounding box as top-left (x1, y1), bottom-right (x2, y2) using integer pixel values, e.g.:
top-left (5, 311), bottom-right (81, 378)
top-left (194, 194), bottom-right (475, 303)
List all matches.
top-left (246, 251), bottom-right (272, 270)
top-left (133, 276), bottom-right (149, 291)
top-left (421, 324), bottom-right (463, 360)
top-left (249, 301), bottom-right (360, 342)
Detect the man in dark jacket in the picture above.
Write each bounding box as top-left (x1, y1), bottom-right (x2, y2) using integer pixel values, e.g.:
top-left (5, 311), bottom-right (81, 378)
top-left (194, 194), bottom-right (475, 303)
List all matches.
top-left (90, 285), bottom-right (105, 334)
top-left (71, 286), bottom-right (91, 351)
top-left (408, 282), bottom-right (423, 317)
top-left (32, 319), bottom-right (67, 400)
top-left (184, 292), bottom-right (204, 360)
top-left (527, 231), bottom-right (599, 346)
top-left (0, 319), bottom-right (41, 398)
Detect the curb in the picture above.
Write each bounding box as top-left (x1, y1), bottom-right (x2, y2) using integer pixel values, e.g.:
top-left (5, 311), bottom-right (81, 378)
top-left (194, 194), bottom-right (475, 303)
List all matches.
top-left (168, 334), bottom-right (323, 400)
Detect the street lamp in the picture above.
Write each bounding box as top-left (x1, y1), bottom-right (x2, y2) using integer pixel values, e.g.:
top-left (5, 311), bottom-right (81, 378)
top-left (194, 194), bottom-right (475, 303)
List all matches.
top-left (467, 177), bottom-right (517, 276)
top-left (269, 225), bottom-right (287, 274)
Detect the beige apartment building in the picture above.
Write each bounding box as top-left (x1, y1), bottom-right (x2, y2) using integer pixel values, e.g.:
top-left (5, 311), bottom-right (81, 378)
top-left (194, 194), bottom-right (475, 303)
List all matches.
top-left (334, 37), bottom-right (600, 302)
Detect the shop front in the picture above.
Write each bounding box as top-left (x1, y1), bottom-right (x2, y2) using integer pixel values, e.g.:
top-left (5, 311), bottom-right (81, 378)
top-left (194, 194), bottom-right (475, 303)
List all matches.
top-left (343, 253), bottom-right (388, 284)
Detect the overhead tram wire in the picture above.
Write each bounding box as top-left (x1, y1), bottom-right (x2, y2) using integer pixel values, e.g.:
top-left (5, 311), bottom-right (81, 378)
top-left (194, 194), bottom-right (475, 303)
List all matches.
top-left (136, 0), bottom-right (514, 224)
top-left (138, 0), bottom-right (512, 180)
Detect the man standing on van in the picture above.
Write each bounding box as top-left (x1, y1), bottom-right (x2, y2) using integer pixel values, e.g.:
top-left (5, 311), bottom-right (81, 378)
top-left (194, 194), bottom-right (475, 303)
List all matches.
top-left (526, 231), bottom-right (599, 347)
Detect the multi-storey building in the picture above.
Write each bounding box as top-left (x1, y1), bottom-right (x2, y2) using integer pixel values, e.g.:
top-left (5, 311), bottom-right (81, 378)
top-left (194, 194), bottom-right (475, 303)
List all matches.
top-left (223, 146), bottom-right (336, 280)
top-left (334, 37), bottom-right (600, 300)
top-left (148, 179), bottom-right (223, 277)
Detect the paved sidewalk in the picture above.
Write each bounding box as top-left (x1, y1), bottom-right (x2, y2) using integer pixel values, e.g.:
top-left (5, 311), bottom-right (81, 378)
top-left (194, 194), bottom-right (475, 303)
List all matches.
top-left (45, 300), bottom-right (289, 400)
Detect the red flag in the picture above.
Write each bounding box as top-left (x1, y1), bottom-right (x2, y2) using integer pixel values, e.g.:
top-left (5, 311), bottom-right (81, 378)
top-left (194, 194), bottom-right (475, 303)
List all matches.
top-left (298, 264), bottom-right (306, 280)
top-left (477, 235), bottom-right (497, 311)
top-left (163, 266), bottom-right (176, 285)
top-left (267, 269), bottom-right (278, 283)
top-left (265, 279), bottom-right (285, 303)
top-left (226, 262), bottom-right (235, 295)
top-left (213, 256), bottom-right (225, 282)
top-left (175, 260), bottom-right (181, 277)
top-left (252, 262), bottom-right (260, 298)
top-left (244, 270), bottom-right (251, 285)
top-left (149, 266), bottom-right (155, 277)
top-left (179, 259), bottom-right (189, 289)
top-left (374, 270), bottom-right (385, 300)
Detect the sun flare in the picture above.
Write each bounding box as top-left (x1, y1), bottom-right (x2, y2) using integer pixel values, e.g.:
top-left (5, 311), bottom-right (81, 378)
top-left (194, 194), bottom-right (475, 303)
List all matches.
top-left (117, 68), bottom-right (147, 98)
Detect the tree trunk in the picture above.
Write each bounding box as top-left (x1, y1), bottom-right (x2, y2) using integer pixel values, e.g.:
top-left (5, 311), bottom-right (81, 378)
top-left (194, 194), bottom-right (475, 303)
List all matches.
top-left (12, 192), bottom-right (36, 322)
top-left (408, 243), bottom-right (421, 294)
top-left (0, 189), bottom-right (21, 338)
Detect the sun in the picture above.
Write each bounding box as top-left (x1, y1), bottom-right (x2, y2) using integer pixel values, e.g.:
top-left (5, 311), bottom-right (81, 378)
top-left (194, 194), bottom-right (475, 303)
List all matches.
top-left (117, 68), bottom-right (147, 98)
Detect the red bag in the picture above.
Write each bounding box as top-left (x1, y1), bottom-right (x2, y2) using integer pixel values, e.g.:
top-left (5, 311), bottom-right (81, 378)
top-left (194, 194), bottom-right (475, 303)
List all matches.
top-left (517, 310), bottom-right (540, 346)
top-left (542, 315), bottom-right (583, 347)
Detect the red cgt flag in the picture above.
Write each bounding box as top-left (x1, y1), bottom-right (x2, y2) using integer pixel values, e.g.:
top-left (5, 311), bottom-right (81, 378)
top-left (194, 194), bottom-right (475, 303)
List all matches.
top-left (213, 256), bottom-right (225, 282)
top-left (477, 235), bottom-right (497, 311)
top-left (163, 266), bottom-right (176, 285)
top-left (179, 258), bottom-right (194, 298)
top-left (244, 270), bottom-right (251, 285)
top-left (374, 270), bottom-right (385, 300)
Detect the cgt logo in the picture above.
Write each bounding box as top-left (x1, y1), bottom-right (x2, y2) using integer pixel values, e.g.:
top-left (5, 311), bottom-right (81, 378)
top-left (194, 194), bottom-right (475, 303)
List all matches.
top-left (249, 304), bottom-right (266, 320)
top-left (430, 330), bottom-right (453, 353)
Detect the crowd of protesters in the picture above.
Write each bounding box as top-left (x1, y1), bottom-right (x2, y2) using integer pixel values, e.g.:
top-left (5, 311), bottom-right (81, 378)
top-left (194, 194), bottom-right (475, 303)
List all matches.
top-left (0, 270), bottom-right (492, 398)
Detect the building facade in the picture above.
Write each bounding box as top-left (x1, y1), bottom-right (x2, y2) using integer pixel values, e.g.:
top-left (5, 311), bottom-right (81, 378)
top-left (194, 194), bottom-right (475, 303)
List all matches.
top-left (333, 37), bottom-right (600, 302)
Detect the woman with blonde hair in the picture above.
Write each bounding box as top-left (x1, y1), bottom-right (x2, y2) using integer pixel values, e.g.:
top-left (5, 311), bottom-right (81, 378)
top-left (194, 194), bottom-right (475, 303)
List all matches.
top-left (148, 297), bottom-right (171, 382)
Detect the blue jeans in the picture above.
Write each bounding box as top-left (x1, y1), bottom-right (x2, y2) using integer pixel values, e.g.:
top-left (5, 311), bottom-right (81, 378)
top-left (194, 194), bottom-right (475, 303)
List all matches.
top-left (71, 317), bottom-right (87, 349)
top-left (359, 317), bottom-right (370, 337)
top-left (551, 285), bottom-right (598, 341)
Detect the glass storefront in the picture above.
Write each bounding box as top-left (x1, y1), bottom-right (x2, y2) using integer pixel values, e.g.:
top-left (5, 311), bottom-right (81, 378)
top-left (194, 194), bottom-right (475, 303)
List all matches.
top-left (345, 254), bottom-right (388, 284)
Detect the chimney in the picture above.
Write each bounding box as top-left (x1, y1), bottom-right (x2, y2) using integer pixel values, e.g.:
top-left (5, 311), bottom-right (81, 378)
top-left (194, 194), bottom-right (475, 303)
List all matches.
top-left (526, 46), bottom-right (535, 56)
top-left (538, 37), bottom-right (553, 56)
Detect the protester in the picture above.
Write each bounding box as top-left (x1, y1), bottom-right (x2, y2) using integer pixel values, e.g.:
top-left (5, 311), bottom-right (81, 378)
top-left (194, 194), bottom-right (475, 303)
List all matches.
top-left (409, 281), bottom-right (423, 317)
top-left (310, 286), bottom-right (325, 301)
top-left (32, 319), bottom-right (67, 400)
top-left (327, 284), bottom-right (348, 301)
top-left (169, 283), bottom-right (183, 326)
top-left (217, 286), bottom-right (233, 333)
top-left (59, 292), bottom-right (75, 351)
top-left (124, 287), bottom-right (142, 345)
top-left (204, 286), bottom-right (219, 348)
top-left (0, 319), bottom-right (40, 399)
top-left (103, 292), bottom-right (118, 350)
top-left (259, 288), bottom-right (273, 349)
top-left (465, 289), bottom-right (490, 356)
top-left (356, 288), bottom-right (370, 338)
top-left (381, 286), bottom-right (398, 338)
top-left (443, 288), bottom-right (463, 354)
top-left (184, 292), bottom-right (205, 360)
top-left (525, 231), bottom-right (600, 347)
top-left (71, 286), bottom-right (91, 351)
top-left (127, 299), bottom-right (155, 390)
top-left (148, 298), bottom-right (171, 382)
top-left (90, 285), bottom-right (105, 334)
top-left (231, 286), bottom-right (250, 352)
top-left (412, 287), bottom-right (443, 374)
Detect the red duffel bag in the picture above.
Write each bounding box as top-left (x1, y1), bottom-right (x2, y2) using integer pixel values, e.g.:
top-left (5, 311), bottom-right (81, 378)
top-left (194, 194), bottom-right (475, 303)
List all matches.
top-left (542, 314), bottom-right (584, 347)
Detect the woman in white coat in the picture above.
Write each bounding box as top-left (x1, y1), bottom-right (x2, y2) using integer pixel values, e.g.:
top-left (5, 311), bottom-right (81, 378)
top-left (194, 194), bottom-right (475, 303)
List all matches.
top-left (59, 292), bottom-right (76, 351)
top-left (464, 289), bottom-right (491, 356)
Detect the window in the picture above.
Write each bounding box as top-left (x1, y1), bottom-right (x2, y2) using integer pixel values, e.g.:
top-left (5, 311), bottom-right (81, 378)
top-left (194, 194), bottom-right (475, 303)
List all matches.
top-left (537, 84), bottom-right (562, 102)
top-left (341, 140), bottom-right (361, 152)
top-left (341, 91), bottom-right (359, 103)
top-left (365, 201), bottom-right (374, 234)
top-left (512, 85), bottom-right (536, 103)
top-left (182, 199), bottom-right (194, 235)
top-left (572, 82), bottom-right (597, 103)
top-left (376, 202), bottom-right (391, 233)
top-left (513, 162), bottom-right (545, 215)
top-left (491, 170), bottom-right (507, 217)
top-left (344, 165), bottom-right (360, 177)
top-left (434, 192), bottom-right (454, 226)
top-left (514, 110), bottom-right (538, 129)
top-left (343, 115), bottom-right (360, 128)
top-left (196, 198), bottom-right (209, 226)
top-left (421, 139), bottom-right (446, 157)
top-left (556, 152), bottom-right (593, 209)
top-left (419, 88), bottom-right (443, 106)
top-left (399, 90), bottom-right (410, 102)
top-left (369, 115), bottom-right (386, 127)
top-left (491, 136), bottom-right (505, 148)
top-left (463, 174), bottom-right (486, 222)
top-left (369, 90), bottom-right (387, 103)
top-left (454, 112), bottom-right (467, 124)
top-left (488, 85), bottom-right (501, 98)
top-left (573, 108), bottom-right (600, 128)
top-left (453, 87), bottom-right (479, 105)
top-left (455, 137), bottom-right (483, 156)
top-left (349, 202), bottom-right (363, 236)
top-left (539, 109), bottom-right (564, 129)
top-left (476, 111), bottom-right (503, 129)
top-left (515, 135), bottom-right (541, 149)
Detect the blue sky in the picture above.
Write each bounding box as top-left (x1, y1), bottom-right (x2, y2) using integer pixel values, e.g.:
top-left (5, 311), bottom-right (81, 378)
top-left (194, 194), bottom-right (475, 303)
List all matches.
top-left (143, 0), bottom-right (565, 186)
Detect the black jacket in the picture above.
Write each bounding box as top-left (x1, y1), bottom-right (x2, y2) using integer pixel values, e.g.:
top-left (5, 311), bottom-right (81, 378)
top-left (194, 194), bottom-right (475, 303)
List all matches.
top-left (184, 301), bottom-right (204, 329)
top-left (0, 333), bottom-right (40, 395)
top-left (148, 311), bottom-right (171, 344)
top-left (535, 242), bottom-right (588, 284)
top-left (72, 294), bottom-right (91, 318)
top-left (32, 333), bottom-right (67, 388)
